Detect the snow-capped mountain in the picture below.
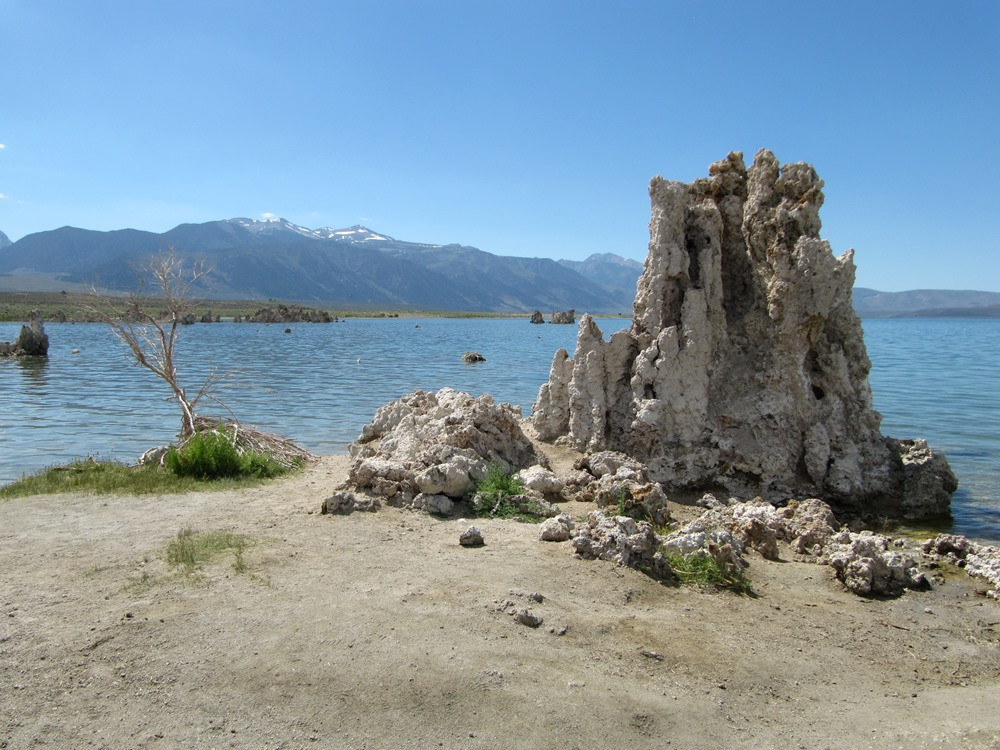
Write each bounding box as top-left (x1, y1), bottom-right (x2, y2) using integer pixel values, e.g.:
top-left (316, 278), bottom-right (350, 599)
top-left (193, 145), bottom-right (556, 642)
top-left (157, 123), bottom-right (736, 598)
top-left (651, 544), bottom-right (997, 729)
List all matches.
top-left (0, 218), bottom-right (632, 312)
top-left (228, 218), bottom-right (394, 243)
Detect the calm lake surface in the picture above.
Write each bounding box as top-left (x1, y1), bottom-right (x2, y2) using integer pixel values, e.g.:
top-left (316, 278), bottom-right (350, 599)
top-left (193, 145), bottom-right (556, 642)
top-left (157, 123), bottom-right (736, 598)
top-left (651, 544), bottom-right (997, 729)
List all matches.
top-left (2, 317), bottom-right (998, 543)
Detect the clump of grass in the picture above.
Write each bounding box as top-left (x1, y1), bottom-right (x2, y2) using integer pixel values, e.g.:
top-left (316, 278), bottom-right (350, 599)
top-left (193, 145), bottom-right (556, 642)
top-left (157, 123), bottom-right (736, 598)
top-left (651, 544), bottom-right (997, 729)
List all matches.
top-left (471, 461), bottom-right (547, 522)
top-left (662, 550), bottom-right (754, 595)
top-left (166, 527), bottom-right (253, 575)
top-left (0, 457), bottom-right (286, 499)
top-left (166, 428), bottom-right (288, 480)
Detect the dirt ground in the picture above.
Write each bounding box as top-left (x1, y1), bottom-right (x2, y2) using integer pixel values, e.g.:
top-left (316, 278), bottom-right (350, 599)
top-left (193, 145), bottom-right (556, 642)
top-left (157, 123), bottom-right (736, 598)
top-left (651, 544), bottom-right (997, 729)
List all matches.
top-left (2, 450), bottom-right (1000, 750)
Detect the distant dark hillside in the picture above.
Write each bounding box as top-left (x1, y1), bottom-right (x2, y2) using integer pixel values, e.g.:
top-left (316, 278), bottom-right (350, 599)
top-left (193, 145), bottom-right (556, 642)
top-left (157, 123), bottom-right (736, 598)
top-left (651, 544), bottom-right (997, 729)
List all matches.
top-left (558, 253), bottom-right (644, 311)
top-left (0, 230), bottom-right (10, 249)
top-left (893, 303), bottom-right (1000, 318)
top-left (853, 288), bottom-right (1000, 317)
top-left (0, 227), bottom-right (162, 275)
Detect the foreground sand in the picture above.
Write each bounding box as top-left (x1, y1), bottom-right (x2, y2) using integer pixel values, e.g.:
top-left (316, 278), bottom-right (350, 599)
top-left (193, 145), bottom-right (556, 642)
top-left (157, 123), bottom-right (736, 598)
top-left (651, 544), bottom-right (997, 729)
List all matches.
top-left (2, 453), bottom-right (999, 750)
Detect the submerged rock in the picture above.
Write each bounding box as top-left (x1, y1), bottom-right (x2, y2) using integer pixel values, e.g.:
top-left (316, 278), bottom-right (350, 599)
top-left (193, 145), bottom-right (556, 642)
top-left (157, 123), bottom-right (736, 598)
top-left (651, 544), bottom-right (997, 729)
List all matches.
top-left (0, 314), bottom-right (49, 357)
top-left (531, 150), bottom-right (955, 520)
top-left (462, 351), bottom-right (486, 364)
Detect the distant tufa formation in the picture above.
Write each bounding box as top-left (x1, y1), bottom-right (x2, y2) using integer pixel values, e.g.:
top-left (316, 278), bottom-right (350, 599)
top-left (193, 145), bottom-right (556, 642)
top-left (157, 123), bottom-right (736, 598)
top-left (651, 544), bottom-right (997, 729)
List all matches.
top-left (0, 313), bottom-right (49, 357)
top-left (531, 150), bottom-right (956, 520)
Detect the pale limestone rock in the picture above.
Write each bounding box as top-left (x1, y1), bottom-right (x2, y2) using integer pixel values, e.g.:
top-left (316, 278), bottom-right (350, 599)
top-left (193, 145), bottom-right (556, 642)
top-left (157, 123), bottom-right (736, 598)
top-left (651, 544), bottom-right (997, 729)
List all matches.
top-left (570, 511), bottom-right (673, 580)
top-left (540, 515), bottom-right (574, 542)
top-left (412, 493), bottom-right (454, 516)
top-left (460, 526), bottom-right (485, 547)
top-left (822, 530), bottom-right (928, 596)
top-left (515, 465), bottom-right (565, 496)
top-left (779, 498), bottom-right (839, 554)
top-left (348, 388), bottom-right (546, 509)
top-left (531, 149), bottom-right (955, 520)
top-left (923, 533), bottom-right (1000, 600)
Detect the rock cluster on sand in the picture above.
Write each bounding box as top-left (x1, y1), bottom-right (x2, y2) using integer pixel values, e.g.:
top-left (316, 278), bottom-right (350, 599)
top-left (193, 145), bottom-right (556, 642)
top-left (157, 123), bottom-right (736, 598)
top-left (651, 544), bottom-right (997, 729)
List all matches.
top-left (0, 315), bottom-right (49, 357)
top-left (342, 388), bottom-right (548, 510)
top-left (544, 495), bottom-right (937, 598)
top-left (923, 534), bottom-right (1000, 600)
top-left (531, 150), bottom-right (956, 520)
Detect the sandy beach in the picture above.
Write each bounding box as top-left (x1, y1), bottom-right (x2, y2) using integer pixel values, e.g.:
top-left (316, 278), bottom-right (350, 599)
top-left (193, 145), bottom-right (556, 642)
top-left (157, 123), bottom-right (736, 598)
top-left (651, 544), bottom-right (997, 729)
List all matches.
top-left (2, 442), bottom-right (999, 750)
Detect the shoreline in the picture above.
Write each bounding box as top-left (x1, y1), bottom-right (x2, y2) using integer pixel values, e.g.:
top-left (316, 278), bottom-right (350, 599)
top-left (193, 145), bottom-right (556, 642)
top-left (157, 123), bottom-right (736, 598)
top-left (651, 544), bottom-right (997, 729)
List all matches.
top-left (2, 453), bottom-right (999, 749)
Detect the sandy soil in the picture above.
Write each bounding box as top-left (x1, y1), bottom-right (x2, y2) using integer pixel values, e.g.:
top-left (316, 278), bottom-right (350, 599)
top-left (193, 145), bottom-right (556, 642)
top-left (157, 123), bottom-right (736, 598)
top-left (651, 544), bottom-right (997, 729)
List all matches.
top-left (2, 452), bottom-right (1000, 750)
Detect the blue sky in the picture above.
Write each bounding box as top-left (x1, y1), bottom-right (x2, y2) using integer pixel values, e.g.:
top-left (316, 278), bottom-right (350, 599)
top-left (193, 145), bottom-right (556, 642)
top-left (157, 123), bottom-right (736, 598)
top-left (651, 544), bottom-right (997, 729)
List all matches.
top-left (1, 0), bottom-right (997, 291)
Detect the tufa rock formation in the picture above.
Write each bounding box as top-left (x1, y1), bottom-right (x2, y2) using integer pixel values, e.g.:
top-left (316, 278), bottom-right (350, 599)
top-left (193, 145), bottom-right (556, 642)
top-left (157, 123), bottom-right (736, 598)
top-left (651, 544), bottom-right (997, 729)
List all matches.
top-left (346, 388), bottom-right (548, 509)
top-left (531, 149), bottom-right (956, 520)
top-left (0, 314), bottom-right (49, 357)
top-left (530, 310), bottom-right (545, 324)
top-left (550, 309), bottom-right (575, 324)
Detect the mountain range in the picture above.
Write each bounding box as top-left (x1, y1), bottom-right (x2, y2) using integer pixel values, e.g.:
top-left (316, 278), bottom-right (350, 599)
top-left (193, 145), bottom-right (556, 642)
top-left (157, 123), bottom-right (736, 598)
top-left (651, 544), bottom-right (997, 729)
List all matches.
top-left (0, 218), bottom-right (639, 313)
top-left (1, 218), bottom-right (997, 316)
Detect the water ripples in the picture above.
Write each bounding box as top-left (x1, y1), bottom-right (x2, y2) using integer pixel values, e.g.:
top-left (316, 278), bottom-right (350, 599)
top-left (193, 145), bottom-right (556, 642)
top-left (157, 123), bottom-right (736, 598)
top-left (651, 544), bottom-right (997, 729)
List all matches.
top-left (2, 316), bottom-right (997, 542)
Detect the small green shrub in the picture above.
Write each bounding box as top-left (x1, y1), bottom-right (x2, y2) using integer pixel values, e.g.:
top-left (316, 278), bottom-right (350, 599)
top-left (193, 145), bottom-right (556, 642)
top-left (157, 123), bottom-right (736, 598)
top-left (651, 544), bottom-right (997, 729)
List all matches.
top-left (473, 461), bottom-right (523, 505)
top-left (166, 428), bottom-right (287, 480)
top-left (471, 461), bottom-right (547, 521)
top-left (662, 550), bottom-right (754, 595)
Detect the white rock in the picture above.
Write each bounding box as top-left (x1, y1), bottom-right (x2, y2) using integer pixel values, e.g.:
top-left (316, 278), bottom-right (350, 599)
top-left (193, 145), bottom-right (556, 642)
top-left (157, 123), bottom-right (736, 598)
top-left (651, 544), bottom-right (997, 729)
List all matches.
top-left (516, 465), bottom-right (565, 496)
top-left (540, 515), bottom-right (574, 542)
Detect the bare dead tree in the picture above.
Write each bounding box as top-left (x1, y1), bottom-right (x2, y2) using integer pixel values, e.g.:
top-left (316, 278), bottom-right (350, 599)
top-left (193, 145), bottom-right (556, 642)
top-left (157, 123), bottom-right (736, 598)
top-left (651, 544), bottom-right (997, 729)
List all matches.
top-left (91, 248), bottom-right (314, 468)
top-left (94, 248), bottom-right (232, 439)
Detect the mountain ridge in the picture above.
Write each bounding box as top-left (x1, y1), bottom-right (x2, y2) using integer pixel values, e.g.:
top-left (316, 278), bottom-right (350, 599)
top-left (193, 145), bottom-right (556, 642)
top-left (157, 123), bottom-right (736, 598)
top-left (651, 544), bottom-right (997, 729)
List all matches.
top-left (1, 219), bottom-right (997, 316)
top-left (0, 218), bottom-right (636, 313)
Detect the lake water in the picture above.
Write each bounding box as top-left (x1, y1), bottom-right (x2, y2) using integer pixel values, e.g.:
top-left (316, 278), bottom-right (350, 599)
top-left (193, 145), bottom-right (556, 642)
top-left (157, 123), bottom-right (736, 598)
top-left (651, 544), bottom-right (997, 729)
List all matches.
top-left (1, 317), bottom-right (998, 543)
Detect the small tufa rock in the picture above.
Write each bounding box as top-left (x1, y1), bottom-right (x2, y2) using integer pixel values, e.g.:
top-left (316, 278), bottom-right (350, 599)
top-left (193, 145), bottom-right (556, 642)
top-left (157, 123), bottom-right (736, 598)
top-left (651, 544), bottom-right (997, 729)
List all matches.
top-left (540, 514), bottom-right (575, 542)
top-left (322, 491), bottom-right (357, 515)
top-left (571, 511), bottom-right (673, 580)
top-left (822, 530), bottom-right (929, 597)
top-left (0, 314), bottom-right (49, 358)
top-left (515, 465), bottom-right (565, 497)
top-left (460, 526), bottom-right (485, 547)
top-left (530, 310), bottom-right (545, 324)
top-left (515, 608), bottom-right (544, 627)
top-left (412, 493), bottom-right (454, 516)
top-left (462, 351), bottom-right (486, 364)
top-left (347, 388), bottom-right (547, 511)
top-left (922, 533), bottom-right (1000, 600)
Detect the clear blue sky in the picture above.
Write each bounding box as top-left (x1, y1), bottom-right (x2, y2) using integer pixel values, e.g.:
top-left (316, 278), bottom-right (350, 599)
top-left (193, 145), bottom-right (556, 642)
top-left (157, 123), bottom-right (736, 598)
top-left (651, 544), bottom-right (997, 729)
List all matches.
top-left (1, 0), bottom-right (997, 291)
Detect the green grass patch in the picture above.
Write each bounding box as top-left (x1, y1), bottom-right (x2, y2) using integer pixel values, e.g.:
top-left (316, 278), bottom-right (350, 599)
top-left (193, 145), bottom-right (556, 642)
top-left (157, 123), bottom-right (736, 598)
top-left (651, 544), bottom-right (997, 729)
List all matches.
top-left (473, 461), bottom-right (524, 504)
top-left (165, 527), bottom-right (254, 576)
top-left (166, 428), bottom-right (289, 480)
top-left (0, 458), bottom-right (287, 499)
top-left (470, 461), bottom-right (547, 521)
top-left (662, 550), bottom-right (755, 595)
